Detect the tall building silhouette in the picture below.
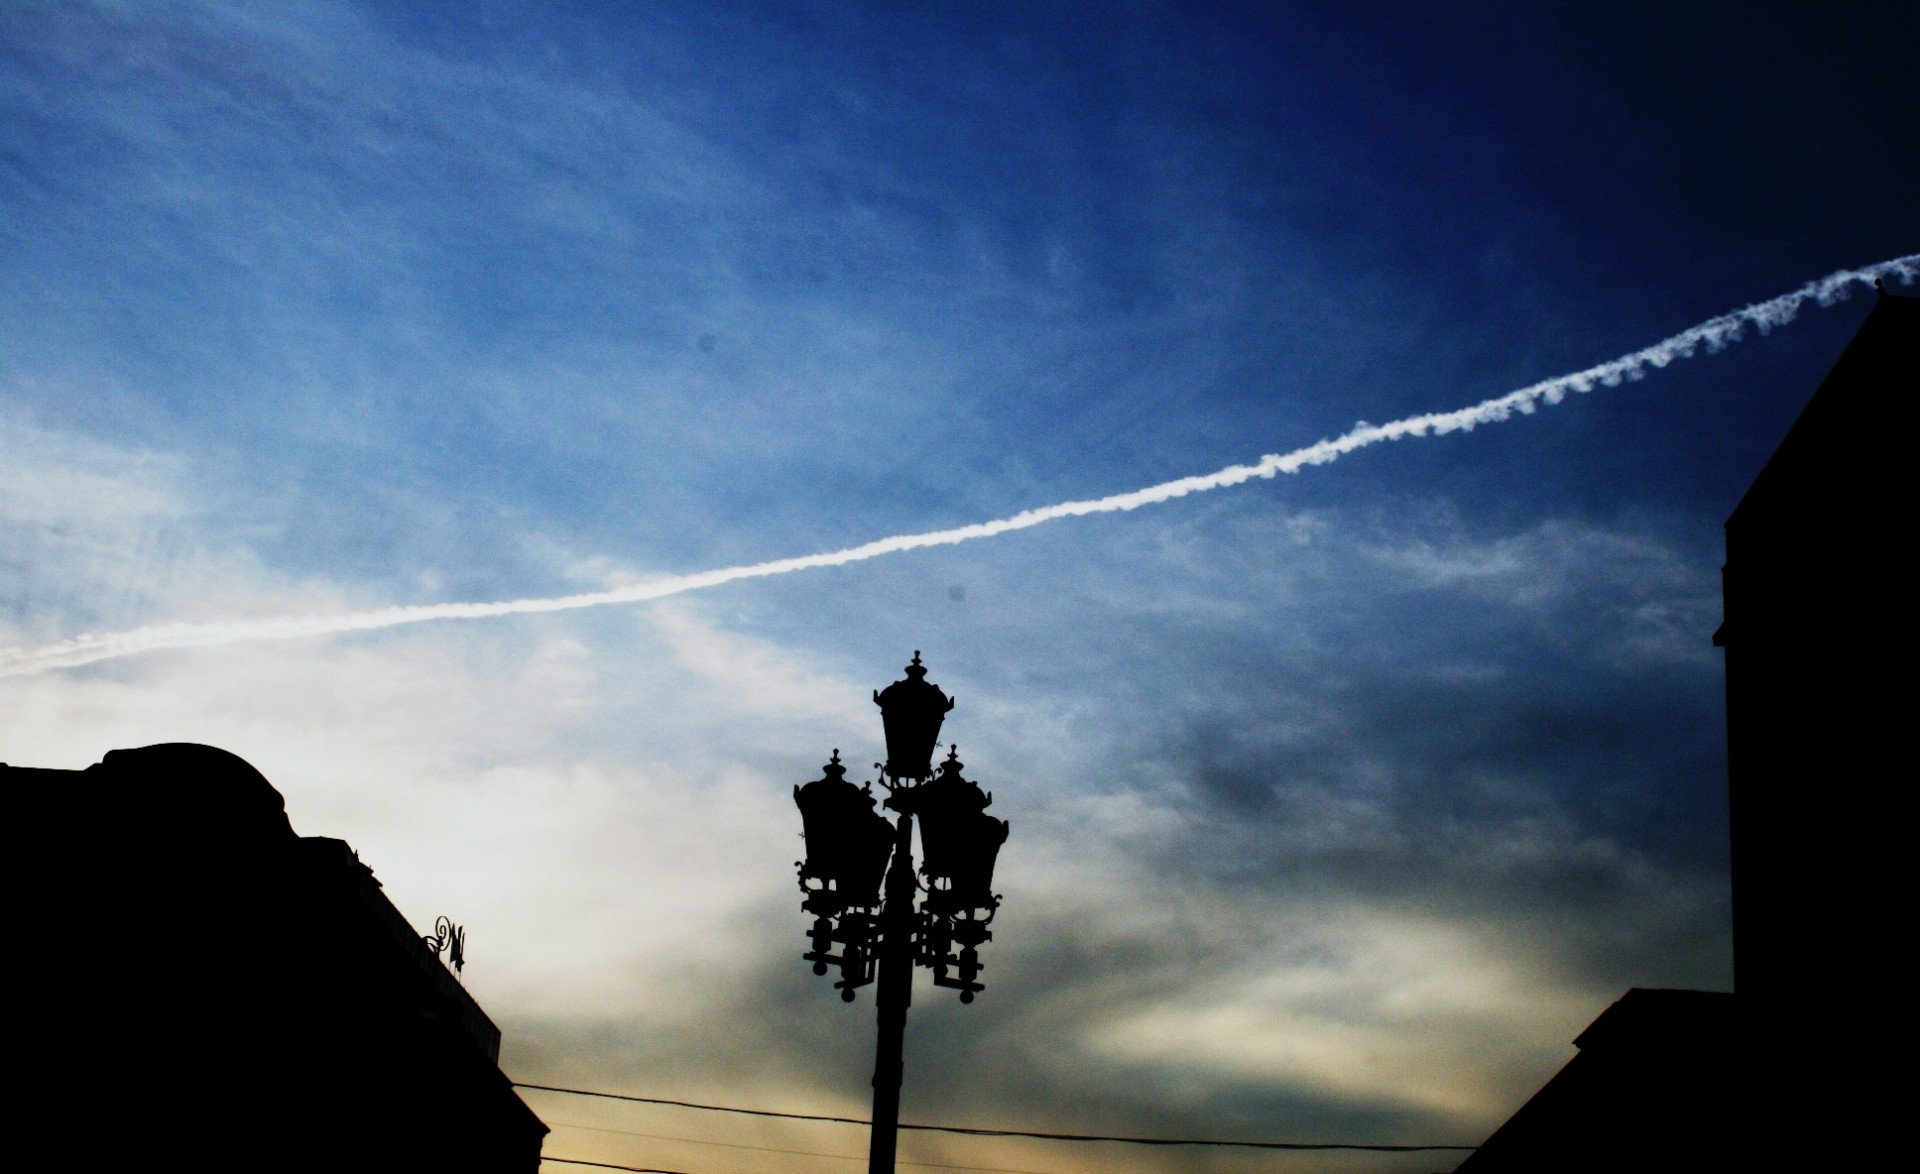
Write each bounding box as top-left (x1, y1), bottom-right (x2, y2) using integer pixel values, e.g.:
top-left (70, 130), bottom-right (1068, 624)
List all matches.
top-left (1715, 288), bottom-right (1914, 1007)
top-left (7, 742), bottom-right (547, 1172)
top-left (1711, 288), bottom-right (1913, 1166)
top-left (1458, 289), bottom-right (1916, 1170)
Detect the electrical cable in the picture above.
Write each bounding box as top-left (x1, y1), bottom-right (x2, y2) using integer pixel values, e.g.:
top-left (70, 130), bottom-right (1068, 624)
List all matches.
top-left (549, 1118), bottom-right (1067, 1172)
top-left (515, 1083), bottom-right (1478, 1152)
top-left (544, 1161), bottom-right (690, 1174)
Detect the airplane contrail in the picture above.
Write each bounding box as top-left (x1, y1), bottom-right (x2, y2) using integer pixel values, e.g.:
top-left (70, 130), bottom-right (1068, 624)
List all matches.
top-left (5, 256), bottom-right (1915, 679)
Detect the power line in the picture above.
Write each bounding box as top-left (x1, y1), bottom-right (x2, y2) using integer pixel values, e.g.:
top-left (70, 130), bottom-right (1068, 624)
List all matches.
top-left (548, 1119), bottom-right (1067, 1173)
top-left (515, 1083), bottom-right (1478, 1152)
top-left (517, 1084), bottom-right (871, 1130)
top-left (544, 1161), bottom-right (690, 1174)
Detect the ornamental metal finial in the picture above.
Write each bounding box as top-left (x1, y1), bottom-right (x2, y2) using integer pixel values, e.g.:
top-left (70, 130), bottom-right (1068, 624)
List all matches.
top-left (424, 915), bottom-right (466, 976)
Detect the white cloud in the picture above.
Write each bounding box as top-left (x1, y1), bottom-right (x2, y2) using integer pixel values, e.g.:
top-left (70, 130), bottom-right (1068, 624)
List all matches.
top-left (1355, 514), bottom-right (1722, 667)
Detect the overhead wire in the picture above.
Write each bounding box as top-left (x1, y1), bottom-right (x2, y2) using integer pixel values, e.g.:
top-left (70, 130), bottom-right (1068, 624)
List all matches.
top-left (546, 1119), bottom-right (1067, 1172)
top-left (515, 1083), bottom-right (1478, 1152)
top-left (543, 1161), bottom-right (690, 1174)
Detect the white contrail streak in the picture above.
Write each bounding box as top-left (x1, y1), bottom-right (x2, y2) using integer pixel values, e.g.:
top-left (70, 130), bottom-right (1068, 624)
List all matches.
top-left (6, 256), bottom-right (1915, 678)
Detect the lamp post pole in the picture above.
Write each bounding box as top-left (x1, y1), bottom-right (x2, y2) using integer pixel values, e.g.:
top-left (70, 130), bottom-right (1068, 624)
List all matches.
top-left (868, 808), bottom-right (915, 1174)
top-left (793, 653), bottom-right (1011, 1174)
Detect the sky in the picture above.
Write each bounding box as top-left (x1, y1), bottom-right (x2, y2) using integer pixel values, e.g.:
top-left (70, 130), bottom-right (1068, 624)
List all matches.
top-left (3, 2), bottom-right (1915, 1171)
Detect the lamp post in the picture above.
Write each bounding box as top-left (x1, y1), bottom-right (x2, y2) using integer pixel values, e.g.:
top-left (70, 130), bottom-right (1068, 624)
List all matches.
top-left (794, 652), bottom-right (1010, 1174)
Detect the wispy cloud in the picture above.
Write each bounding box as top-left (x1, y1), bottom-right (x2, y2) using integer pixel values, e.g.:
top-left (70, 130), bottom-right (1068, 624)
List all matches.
top-left (8, 255), bottom-right (1911, 678)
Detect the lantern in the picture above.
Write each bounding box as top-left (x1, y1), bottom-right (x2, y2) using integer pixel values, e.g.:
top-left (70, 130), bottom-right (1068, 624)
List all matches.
top-left (912, 748), bottom-right (1009, 915)
top-left (872, 651), bottom-right (955, 781)
top-left (794, 751), bottom-right (895, 909)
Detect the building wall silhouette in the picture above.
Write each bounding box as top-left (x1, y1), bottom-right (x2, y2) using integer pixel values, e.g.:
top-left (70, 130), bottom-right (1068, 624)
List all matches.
top-left (7, 742), bottom-right (546, 1172)
top-left (1458, 290), bottom-right (1916, 1169)
top-left (1716, 289), bottom-right (1914, 1008)
top-left (1713, 289), bottom-right (1913, 1165)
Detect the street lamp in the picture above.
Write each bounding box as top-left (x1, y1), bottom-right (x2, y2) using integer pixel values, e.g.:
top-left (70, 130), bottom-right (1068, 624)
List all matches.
top-left (793, 652), bottom-right (1010, 1174)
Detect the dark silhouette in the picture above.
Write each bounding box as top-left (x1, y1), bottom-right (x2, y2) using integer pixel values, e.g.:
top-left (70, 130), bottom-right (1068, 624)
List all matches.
top-left (795, 653), bottom-right (1009, 1174)
top-left (873, 651), bottom-right (956, 780)
top-left (426, 914), bottom-right (469, 974)
top-left (1458, 289), bottom-right (1917, 1170)
top-left (1715, 290), bottom-right (1915, 1007)
top-left (1712, 287), bottom-right (1915, 1167)
top-left (5, 743), bottom-right (546, 1173)
top-left (1453, 989), bottom-right (1736, 1172)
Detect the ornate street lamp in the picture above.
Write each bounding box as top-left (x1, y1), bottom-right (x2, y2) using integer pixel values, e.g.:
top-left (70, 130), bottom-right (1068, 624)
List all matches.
top-left (794, 653), bottom-right (1009, 1174)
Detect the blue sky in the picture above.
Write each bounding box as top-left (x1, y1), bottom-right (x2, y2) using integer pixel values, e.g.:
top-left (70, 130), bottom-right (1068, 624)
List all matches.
top-left (4, 3), bottom-right (1916, 1171)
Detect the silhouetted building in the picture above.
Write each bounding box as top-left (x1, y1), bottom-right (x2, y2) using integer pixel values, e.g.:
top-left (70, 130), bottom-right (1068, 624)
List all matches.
top-left (1453, 989), bottom-right (1736, 1173)
top-left (1715, 289), bottom-right (1914, 1006)
top-left (7, 743), bottom-right (547, 1173)
top-left (1458, 290), bottom-right (1916, 1170)
top-left (1712, 288), bottom-right (1914, 1164)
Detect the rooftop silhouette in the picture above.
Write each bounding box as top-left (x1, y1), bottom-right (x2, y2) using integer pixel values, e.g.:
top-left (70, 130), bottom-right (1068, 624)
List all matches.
top-left (6, 743), bottom-right (547, 1173)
